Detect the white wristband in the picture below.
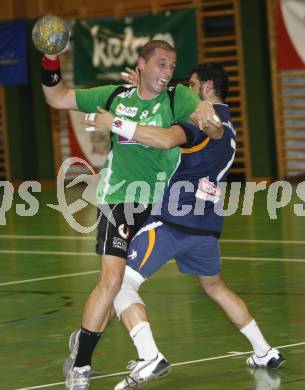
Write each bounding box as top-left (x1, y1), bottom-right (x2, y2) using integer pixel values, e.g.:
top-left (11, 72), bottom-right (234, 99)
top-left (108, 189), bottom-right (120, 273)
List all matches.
top-left (112, 117), bottom-right (137, 140)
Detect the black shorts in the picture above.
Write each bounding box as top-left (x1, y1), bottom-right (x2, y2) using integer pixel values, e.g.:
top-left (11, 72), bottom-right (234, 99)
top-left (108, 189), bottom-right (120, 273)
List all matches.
top-left (95, 203), bottom-right (152, 258)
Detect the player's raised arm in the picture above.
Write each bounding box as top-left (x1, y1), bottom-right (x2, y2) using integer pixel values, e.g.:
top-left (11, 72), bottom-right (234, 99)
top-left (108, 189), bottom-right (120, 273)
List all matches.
top-left (41, 53), bottom-right (77, 110)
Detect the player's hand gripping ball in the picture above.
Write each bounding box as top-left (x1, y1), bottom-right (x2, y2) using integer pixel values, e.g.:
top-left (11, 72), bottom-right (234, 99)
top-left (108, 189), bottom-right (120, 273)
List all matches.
top-left (32, 15), bottom-right (69, 55)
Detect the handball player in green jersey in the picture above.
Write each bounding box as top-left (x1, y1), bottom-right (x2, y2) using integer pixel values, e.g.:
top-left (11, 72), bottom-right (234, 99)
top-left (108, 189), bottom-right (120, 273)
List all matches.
top-left (40, 39), bottom-right (221, 388)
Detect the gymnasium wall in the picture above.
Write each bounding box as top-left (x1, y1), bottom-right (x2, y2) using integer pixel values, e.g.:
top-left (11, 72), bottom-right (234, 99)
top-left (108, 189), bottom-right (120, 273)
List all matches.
top-left (4, 22), bottom-right (54, 181)
top-left (240, 0), bottom-right (278, 179)
top-left (2, 0), bottom-right (278, 181)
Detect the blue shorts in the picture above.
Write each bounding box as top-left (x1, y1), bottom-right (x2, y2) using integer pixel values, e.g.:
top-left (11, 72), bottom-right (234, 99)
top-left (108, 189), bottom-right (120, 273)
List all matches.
top-left (126, 217), bottom-right (221, 278)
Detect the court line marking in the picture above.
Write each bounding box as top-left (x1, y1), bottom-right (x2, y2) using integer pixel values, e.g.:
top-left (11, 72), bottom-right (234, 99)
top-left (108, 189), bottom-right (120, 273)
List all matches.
top-left (0, 270), bottom-right (100, 287)
top-left (222, 239), bottom-right (305, 245)
top-left (0, 234), bottom-right (95, 240)
top-left (1, 255), bottom-right (305, 287)
top-left (14, 341), bottom-right (305, 390)
top-left (1, 234), bottom-right (305, 245)
top-left (222, 256), bottom-right (305, 263)
top-left (0, 250), bottom-right (96, 256)
top-left (2, 248), bottom-right (305, 265)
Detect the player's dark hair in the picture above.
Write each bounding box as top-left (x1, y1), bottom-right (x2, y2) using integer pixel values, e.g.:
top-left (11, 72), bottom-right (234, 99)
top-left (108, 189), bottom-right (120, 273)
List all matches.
top-left (191, 62), bottom-right (229, 101)
top-left (139, 40), bottom-right (176, 61)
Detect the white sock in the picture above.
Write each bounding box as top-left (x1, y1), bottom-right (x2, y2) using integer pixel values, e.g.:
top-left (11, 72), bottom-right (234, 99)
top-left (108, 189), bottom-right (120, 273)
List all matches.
top-left (130, 321), bottom-right (159, 361)
top-left (240, 319), bottom-right (271, 357)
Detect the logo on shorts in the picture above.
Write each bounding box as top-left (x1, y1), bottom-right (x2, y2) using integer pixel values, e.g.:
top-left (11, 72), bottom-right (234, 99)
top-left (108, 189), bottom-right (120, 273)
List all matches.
top-left (128, 249), bottom-right (138, 260)
top-left (118, 224), bottom-right (130, 239)
top-left (113, 237), bottom-right (127, 251)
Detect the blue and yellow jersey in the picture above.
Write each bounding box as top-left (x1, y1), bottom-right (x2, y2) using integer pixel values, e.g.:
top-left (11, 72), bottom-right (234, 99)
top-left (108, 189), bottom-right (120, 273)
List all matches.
top-left (153, 104), bottom-right (236, 237)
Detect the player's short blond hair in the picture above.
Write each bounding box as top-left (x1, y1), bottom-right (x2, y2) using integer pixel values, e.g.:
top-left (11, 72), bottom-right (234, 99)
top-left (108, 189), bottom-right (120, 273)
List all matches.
top-left (139, 40), bottom-right (175, 61)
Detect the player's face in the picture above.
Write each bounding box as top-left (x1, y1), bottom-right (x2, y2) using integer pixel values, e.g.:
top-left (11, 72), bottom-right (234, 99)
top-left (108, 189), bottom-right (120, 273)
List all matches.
top-left (138, 48), bottom-right (176, 98)
top-left (189, 73), bottom-right (204, 99)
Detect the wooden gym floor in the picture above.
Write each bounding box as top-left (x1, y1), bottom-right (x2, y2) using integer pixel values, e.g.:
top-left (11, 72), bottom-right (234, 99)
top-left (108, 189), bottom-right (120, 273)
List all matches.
top-left (1, 185), bottom-right (305, 389)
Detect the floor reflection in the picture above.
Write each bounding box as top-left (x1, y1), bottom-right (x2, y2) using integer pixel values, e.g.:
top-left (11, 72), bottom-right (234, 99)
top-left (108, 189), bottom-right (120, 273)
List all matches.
top-left (248, 367), bottom-right (282, 389)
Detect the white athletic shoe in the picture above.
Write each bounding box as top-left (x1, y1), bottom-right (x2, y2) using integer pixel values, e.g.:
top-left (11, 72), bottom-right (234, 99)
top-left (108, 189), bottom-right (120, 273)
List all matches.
top-left (246, 348), bottom-right (285, 369)
top-left (65, 365), bottom-right (92, 390)
top-left (114, 353), bottom-right (172, 390)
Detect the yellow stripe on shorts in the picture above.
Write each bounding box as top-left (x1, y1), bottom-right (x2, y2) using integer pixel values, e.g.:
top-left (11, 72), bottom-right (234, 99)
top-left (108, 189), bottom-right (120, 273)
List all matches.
top-left (139, 228), bottom-right (156, 270)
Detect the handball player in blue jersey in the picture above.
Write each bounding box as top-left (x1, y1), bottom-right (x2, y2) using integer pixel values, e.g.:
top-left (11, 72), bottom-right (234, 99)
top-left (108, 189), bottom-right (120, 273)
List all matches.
top-left (86, 63), bottom-right (285, 389)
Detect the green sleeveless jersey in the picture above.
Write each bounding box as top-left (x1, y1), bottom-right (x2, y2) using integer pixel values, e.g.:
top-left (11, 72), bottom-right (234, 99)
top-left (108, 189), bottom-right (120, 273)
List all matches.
top-left (76, 84), bottom-right (199, 204)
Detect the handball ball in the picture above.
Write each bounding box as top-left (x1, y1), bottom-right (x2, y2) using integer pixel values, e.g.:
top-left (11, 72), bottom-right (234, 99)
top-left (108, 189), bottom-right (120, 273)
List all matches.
top-left (32, 15), bottom-right (69, 55)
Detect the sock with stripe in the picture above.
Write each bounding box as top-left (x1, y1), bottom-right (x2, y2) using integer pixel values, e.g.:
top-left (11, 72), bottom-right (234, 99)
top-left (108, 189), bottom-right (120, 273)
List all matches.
top-left (130, 321), bottom-right (159, 361)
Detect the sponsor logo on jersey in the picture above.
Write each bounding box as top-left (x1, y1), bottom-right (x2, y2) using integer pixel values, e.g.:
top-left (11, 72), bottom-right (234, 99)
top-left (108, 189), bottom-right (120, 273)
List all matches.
top-left (115, 103), bottom-right (138, 118)
top-left (196, 177), bottom-right (221, 203)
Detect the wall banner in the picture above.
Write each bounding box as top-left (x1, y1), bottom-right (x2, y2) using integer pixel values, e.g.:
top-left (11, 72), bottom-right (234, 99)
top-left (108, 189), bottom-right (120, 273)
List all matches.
top-left (0, 20), bottom-right (27, 85)
top-left (73, 10), bottom-right (198, 85)
top-left (277, 0), bottom-right (305, 69)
